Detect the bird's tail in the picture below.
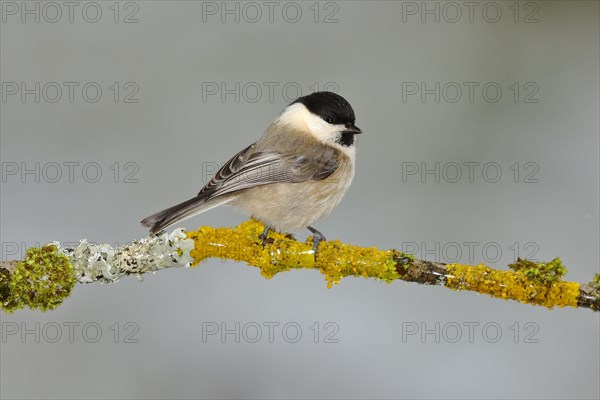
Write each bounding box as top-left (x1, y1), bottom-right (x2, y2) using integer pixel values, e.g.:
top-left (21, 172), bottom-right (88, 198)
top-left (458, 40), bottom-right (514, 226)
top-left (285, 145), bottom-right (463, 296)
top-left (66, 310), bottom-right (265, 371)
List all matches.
top-left (140, 195), bottom-right (232, 235)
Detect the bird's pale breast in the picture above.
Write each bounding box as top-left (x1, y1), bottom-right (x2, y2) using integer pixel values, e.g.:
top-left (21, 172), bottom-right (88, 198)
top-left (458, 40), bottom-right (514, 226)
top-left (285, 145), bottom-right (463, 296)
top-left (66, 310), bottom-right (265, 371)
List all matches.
top-left (230, 155), bottom-right (354, 232)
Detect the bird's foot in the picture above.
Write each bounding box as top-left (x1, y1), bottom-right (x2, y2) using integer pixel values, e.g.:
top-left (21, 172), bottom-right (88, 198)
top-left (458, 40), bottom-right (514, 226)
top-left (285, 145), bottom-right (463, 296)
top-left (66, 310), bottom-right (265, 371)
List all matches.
top-left (260, 226), bottom-right (274, 246)
top-left (307, 226), bottom-right (326, 259)
top-left (259, 226), bottom-right (296, 246)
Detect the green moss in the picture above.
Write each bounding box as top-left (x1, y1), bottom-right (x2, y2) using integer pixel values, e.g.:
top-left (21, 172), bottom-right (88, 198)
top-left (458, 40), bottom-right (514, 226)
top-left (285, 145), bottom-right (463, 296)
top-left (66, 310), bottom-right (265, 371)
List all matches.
top-left (2, 245), bottom-right (76, 313)
top-left (0, 267), bottom-right (20, 312)
top-left (592, 273), bottom-right (600, 288)
top-left (508, 257), bottom-right (567, 285)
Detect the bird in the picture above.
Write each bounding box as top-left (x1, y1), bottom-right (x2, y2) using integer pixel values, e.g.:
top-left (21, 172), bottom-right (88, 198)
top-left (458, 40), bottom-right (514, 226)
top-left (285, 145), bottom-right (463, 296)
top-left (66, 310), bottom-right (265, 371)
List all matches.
top-left (141, 91), bottom-right (362, 255)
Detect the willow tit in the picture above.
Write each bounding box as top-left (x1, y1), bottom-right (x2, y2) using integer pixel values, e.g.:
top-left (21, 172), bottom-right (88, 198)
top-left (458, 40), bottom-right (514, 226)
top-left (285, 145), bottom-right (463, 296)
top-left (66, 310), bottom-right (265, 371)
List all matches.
top-left (141, 91), bottom-right (362, 254)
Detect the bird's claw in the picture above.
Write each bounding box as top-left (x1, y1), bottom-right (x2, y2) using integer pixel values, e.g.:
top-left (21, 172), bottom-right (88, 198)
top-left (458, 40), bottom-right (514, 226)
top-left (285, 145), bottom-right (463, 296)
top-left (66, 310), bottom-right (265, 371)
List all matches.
top-left (307, 226), bottom-right (326, 260)
top-left (260, 226), bottom-right (274, 246)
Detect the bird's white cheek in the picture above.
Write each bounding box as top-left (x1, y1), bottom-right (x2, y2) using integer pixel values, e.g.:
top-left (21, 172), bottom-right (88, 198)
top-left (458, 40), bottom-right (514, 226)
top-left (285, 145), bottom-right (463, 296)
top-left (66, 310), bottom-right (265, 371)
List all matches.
top-left (277, 102), bottom-right (344, 142)
top-left (305, 114), bottom-right (343, 142)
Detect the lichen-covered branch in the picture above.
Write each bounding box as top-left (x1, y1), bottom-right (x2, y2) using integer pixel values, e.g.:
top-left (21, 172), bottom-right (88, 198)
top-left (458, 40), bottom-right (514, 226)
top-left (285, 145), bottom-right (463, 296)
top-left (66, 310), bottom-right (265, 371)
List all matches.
top-left (1, 220), bottom-right (599, 313)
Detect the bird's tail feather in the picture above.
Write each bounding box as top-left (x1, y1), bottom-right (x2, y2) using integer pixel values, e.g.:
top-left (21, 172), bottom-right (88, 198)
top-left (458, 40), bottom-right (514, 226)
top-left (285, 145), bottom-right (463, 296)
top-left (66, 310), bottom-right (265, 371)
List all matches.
top-left (140, 195), bottom-right (232, 234)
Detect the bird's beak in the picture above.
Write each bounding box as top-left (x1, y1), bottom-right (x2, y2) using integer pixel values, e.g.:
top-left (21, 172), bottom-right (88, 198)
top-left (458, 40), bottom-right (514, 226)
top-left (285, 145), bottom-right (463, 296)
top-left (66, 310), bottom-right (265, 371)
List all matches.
top-left (343, 123), bottom-right (362, 134)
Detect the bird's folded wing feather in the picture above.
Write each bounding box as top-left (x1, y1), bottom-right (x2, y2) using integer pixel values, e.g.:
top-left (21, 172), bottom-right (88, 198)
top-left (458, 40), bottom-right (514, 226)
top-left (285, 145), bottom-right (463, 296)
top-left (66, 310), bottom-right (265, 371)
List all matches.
top-left (198, 143), bottom-right (339, 199)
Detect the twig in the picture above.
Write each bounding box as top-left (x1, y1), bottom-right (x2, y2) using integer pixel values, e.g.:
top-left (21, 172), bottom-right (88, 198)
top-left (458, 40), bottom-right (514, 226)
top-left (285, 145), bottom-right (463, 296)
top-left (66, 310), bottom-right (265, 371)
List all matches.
top-left (1, 220), bottom-right (598, 313)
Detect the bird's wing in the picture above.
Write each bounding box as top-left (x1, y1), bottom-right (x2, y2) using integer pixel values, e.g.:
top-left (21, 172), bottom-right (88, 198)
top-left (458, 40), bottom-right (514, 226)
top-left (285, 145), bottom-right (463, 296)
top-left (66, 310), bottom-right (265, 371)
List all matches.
top-left (197, 143), bottom-right (339, 199)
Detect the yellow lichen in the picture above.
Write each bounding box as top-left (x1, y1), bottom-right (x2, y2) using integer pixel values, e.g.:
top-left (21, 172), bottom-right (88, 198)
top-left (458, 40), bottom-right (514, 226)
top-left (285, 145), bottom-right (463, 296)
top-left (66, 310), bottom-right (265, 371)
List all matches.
top-left (446, 263), bottom-right (580, 309)
top-left (185, 220), bottom-right (586, 310)
top-left (317, 240), bottom-right (399, 287)
top-left (186, 220), bottom-right (400, 287)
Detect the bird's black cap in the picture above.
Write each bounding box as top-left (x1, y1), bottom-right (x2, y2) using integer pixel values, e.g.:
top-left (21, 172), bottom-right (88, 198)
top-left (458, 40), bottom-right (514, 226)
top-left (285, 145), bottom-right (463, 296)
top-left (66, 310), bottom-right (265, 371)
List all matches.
top-left (292, 91), bottom-right (357, 127)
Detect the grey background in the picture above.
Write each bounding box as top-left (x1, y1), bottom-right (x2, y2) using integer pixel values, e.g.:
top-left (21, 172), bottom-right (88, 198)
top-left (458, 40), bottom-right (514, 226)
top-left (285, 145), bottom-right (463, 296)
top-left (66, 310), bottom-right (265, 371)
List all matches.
top-left (1, 1), bottom-right (598, 399)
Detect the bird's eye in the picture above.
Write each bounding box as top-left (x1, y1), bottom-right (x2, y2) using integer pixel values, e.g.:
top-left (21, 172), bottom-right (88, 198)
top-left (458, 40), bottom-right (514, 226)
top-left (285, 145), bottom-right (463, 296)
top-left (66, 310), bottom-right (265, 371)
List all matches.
top-left (325, 116), bottom-right (334, 124)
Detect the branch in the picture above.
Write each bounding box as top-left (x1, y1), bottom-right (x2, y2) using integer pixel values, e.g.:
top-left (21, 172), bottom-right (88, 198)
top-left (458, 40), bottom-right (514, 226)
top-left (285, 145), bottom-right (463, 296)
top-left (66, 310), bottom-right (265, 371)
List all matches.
top-left (1, 220), bottom-right (598, 313)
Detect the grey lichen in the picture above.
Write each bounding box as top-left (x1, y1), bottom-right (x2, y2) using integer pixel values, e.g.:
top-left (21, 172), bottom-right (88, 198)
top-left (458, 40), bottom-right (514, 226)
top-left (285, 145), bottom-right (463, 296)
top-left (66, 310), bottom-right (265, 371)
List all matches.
top-left (54, 228), bottom-right (194, 284)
